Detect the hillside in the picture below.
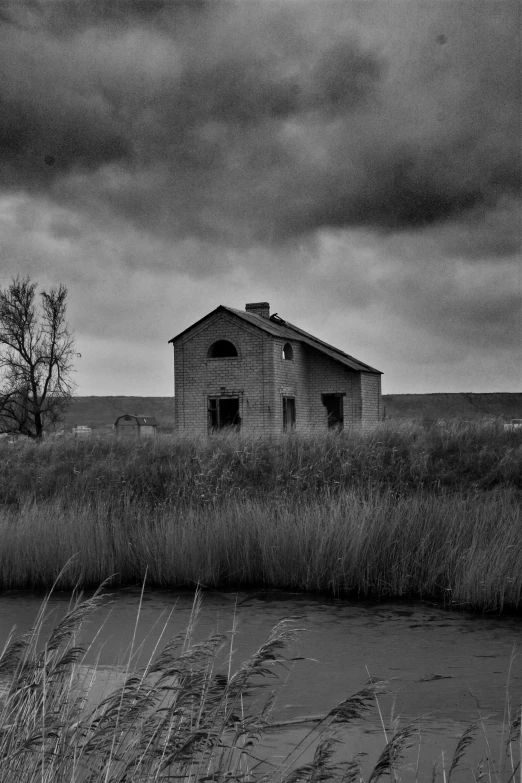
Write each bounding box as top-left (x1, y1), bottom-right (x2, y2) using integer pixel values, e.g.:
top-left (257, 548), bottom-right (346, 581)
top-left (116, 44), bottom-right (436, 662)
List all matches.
top-left (383, 392), bottom-right (522, 422)
top-left (58, 393), bottom-right (522, 432)
top-left (60, 397), bottom-right (176, 431)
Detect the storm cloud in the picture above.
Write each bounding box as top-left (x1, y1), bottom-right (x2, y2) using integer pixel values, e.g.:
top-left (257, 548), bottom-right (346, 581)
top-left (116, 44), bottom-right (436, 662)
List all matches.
top-left (0, 0), bottom-right (520, 395)
top-left (0, 0), bottom-right (519, 248)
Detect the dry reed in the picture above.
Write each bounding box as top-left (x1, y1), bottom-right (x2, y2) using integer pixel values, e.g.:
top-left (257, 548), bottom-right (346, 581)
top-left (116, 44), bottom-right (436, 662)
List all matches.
top-left (1, 587), bottom-right (520, 782)
top-left (0, 421), bottom-right (521, 610)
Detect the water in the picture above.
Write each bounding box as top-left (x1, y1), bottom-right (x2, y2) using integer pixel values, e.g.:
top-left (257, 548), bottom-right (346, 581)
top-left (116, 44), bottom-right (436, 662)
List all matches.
top-left (1, 588), bottom-right (521, 778)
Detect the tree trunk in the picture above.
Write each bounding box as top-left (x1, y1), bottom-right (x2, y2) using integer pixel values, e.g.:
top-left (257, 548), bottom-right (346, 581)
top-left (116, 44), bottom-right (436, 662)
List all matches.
top-left (34, 410), bottom-right (44, 439)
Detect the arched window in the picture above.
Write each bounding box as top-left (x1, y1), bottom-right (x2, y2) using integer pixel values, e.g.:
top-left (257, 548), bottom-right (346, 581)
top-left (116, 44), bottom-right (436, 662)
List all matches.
top-left (207, 340), bottom-right (238, 358)
top-left (282, 342), bottom-right (294, 360)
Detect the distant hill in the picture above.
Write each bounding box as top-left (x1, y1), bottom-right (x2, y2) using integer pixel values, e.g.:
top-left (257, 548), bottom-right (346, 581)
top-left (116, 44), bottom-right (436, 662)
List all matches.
top-left (60, 397), bottom-right (176, 432)
top-left (58, 393), bottom-right (522, 432)
top-left (383, 393), bottom-right (522, 422)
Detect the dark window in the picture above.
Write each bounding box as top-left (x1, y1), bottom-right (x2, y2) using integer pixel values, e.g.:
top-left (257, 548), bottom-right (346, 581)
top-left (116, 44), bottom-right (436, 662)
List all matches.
top-left (282, 342), bottom-right (294, 360)
top-left (282, 397), bottom-right (296, 432)
top-left (208, 397), bottom-right (241, 431)
top-left (322, 394), bottom-right (344, 430)
top-left (208, 340), bottom-right (238, 358)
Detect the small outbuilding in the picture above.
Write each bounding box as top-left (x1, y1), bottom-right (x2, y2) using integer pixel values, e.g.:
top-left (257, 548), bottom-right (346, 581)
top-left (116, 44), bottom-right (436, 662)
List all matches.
top-left (114, 415), bottom-right (158, 437)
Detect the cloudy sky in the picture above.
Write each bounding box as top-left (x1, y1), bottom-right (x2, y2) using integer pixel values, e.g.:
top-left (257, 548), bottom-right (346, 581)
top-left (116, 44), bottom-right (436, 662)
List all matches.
top-left (0, 0), bottom-right (520, 395)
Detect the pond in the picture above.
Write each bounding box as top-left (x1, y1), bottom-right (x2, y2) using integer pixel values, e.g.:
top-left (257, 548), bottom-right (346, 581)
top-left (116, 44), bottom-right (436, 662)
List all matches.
top-left (1, 588), bottom-right (521, 779)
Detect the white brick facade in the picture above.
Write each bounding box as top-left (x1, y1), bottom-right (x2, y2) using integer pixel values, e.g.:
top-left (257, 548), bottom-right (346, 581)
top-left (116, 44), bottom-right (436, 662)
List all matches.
top-left (170, 305), bottom-right (382, 434)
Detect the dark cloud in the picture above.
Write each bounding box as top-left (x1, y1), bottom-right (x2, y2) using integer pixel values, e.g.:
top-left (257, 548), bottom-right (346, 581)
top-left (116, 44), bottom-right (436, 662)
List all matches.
top-left (0, 0), bottom-right (183, 34)
top-left (0, 0), bottom-right (520, 253)
top-left (292, 134), bottom-right (519, 236)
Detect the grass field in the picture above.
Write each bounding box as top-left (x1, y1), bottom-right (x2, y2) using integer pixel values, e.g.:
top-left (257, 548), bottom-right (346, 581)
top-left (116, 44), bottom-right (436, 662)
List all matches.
top-left (1, 424), bottom-right (522, 780)
top-left (1, 420), bottom-right (521, 611)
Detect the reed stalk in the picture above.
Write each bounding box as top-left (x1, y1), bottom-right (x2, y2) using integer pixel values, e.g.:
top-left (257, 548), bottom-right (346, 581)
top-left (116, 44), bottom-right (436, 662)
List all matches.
top-left (1, 589), bottom-right (520, 782)
top-left (0, 421), bottom-right (521, 610)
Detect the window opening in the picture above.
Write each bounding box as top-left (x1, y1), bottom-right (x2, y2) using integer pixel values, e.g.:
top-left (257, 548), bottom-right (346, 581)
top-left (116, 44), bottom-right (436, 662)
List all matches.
top-left (282, 397), bottom-right (296, 432)
top-left (322, 394), bottom-right (344, 430)
top-left (208, 340), bottom-right (238, 358)
top-left (282, 342), bottom-right (294, 360)
top-left (208, 397), bottom-right (241, 431)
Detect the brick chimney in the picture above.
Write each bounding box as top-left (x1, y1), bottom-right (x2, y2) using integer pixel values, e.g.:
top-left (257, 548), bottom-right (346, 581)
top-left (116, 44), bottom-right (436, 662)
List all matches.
top-left (245, 302), bottom-right (270, 319)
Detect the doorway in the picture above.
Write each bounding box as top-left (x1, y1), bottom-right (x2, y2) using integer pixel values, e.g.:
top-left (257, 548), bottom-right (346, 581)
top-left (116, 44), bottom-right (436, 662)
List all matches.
top-left (322, 394), bottom-right (344, 429)
top-left (282, 396), bottom-right (296, 432)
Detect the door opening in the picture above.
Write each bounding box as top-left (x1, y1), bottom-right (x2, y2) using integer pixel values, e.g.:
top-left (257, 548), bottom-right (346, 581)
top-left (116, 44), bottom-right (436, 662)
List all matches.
top-left (282, 396), bottom-right (296, 432)
top-left (322, 394), bottom-right (344, 430)
top-left (208, 397), bottom-right (241, 431)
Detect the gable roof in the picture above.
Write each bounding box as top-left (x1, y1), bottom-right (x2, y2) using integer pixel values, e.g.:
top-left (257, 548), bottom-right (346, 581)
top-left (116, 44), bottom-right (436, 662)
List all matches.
top-left (169, 305), bottom-right (381, 374)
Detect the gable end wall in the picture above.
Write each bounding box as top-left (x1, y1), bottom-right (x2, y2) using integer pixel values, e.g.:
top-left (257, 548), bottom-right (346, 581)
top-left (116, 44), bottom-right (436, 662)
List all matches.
top-left (174, 314), bottom-right (274, 434)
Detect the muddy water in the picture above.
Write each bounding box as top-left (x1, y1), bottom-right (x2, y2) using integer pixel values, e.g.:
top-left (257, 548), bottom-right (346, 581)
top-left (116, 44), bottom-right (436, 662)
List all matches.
top-left (1, 589), bottom-right (521, 777)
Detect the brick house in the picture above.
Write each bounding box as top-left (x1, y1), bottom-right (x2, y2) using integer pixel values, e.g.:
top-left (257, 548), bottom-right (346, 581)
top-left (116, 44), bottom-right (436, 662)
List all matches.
top-left (169, 302), bottom-right (382, 435)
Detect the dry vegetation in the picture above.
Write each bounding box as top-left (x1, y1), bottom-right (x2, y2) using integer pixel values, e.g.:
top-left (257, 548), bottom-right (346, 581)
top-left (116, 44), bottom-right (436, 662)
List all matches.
top-left (0, 420), bottom-right (521, 611)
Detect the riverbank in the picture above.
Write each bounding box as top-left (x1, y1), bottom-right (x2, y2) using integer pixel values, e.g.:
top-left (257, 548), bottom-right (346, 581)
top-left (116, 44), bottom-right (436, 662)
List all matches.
top-left (1, 421), bottom-right (521, 610)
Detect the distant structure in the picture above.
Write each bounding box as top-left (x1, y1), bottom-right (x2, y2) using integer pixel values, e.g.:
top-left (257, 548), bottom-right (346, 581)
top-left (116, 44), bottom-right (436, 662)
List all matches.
top-left (114, 415), bottom-right (158, 437)
top-left (72, 425), bottom-right (92, 437)
top-left (504, 419), bottom-right (522, 431)
top-left (169, 302), bottom-right (382, 435)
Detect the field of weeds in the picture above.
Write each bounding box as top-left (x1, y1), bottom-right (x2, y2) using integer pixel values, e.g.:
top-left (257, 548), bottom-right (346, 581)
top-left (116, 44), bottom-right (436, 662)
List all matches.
top-left (0, 420), bottom-right (521, 610)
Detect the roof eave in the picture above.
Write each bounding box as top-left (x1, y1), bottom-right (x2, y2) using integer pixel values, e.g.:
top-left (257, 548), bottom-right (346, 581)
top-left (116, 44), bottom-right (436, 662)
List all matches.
top-left (168, 305), bottom-right (228, 343)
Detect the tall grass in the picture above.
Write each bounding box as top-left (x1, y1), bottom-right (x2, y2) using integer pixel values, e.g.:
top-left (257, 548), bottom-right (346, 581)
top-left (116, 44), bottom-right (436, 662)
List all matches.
top-left (1, 421), bottom-right (521, 610)
top-left (1, 588), bottom-right (521, 782)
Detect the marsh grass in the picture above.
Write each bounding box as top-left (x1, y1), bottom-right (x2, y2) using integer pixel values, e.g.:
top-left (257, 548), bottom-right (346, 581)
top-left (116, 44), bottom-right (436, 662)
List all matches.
top-left (0, 421), bottom-right (521, 609)
top-left (1, 588), bottom-right (521, 783)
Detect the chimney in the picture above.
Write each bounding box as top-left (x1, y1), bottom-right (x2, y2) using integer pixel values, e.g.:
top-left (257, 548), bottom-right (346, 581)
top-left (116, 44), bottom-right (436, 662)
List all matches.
top-left (245, 302), bottom-right (270, 319)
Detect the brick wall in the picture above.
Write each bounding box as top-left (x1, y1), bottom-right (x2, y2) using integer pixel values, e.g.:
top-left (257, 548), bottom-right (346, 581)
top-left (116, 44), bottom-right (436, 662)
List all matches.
top-left (360, 372), bottom-right (382, 429)
top-left (174, 312), bottom-right (274, 434)
top-left (271, 340), bottom-right (365, 432)
top-left (272, 339), bottom-right (310, 432)
top-left (305, 347), bottom-right (362, 432)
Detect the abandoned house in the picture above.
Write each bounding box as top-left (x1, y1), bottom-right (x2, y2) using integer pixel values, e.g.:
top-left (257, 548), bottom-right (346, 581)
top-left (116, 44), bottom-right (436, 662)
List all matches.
top-left (169, 302), bottom-right (382, 435)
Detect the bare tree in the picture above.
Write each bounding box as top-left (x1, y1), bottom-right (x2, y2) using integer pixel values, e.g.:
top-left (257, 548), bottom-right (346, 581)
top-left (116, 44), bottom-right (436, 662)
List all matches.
top-left (0, 277), bottom-right (77, 438)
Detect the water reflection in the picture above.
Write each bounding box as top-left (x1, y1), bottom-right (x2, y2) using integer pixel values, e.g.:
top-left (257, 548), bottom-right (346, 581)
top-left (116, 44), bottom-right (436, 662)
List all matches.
top-left (0, 587), bottom-right (521, 777)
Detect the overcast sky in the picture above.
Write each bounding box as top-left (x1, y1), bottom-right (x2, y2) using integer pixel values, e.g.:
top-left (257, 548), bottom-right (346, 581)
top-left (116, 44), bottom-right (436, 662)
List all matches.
top-left (0, 0), bottom-right (520, 395)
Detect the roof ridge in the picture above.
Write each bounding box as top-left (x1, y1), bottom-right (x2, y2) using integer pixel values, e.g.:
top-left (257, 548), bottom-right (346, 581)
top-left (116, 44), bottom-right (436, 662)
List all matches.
top-left (170, 305), bottom-right (381, 374)
top-left (222, 307), bottom-right (381, 374)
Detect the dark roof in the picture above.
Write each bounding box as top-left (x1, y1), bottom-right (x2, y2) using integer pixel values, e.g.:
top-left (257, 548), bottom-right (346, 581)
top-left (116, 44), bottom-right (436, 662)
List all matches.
top-left (169, 305), bottom-right (381, 374)
top-left (115, 415), bottom-right (158, 426)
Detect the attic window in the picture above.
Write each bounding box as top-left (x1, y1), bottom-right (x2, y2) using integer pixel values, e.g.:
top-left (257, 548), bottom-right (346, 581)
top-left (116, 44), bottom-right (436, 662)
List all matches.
top-left (208, 340), bottom-right (238, 358)
top-left (282, 342), bottom-right (293, 361)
